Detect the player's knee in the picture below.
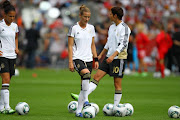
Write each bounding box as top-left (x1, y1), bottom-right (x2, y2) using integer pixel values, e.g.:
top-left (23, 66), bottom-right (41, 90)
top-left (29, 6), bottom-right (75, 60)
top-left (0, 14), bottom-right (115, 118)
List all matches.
top-left (2, 77), bottom-right (10, 84)
top-left (93, 73), bottom-right (100, 81)
top-left (82, 73), bottom-right (91, 80)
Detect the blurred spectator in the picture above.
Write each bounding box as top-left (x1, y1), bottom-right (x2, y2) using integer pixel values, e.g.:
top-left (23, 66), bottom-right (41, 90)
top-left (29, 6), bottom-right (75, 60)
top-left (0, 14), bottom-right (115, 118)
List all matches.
top-left (172, 24), bottom-right (180, 75)
top-left (49, 31), bottom-right (66, 66)
top-left (95, 20), bottom-right (110, 55)
top-left (25, 22), bottom-right (40, 69)
top-left (127, 24), bottom-right (136, 72)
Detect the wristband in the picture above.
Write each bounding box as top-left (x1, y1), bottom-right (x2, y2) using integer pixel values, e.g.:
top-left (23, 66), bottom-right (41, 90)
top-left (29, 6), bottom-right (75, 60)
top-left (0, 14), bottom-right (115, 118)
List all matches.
top-left (94, 57), bottom-right (98, 62)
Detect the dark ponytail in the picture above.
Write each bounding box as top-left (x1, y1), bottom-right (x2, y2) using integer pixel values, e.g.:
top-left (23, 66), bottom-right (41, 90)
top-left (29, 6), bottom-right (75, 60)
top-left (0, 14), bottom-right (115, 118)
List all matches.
top-left (2, 0), bottom-right (15, 14)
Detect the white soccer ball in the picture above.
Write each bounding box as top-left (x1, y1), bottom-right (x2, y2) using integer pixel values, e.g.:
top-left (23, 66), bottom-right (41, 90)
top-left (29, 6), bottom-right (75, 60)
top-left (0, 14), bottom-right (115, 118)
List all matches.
top-left (15, 69), bottom-right (20, 76)
top-left (103, 103), bottom-right (114, 116)
top-left (124, 68), bottom-right (131, 75)
top-left (67, 101), bottom-right (78, 113)
top-left (82, 106), bottom-right (96, 118)
top-left (90, 103), bottom-right (99, 115)
top-left (113, 105), bottom-right (126, 117)
top-left (15, 102), bottom-right (30, 115)
top-left (168, 105), bottom-right (180, 118)
top-left (164, 69), bottom-right (171, 76)
top-left (153, 72), bottom-right (161, 78)
top-left (124, 103), bottom-right (134, 116)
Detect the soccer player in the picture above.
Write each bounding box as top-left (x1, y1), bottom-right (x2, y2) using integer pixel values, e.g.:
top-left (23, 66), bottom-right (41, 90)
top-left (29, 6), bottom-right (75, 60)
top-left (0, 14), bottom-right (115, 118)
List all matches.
top-left (72, 7), bottom-right (131, 107)
top-left (135, 27), bottom-right (149, 76)
top-left (68, 5), bottom-right (99, 117)
top-left (155, 24), bottom-right (172, 78)
top-left (0, 0), bottom-right (19, 114)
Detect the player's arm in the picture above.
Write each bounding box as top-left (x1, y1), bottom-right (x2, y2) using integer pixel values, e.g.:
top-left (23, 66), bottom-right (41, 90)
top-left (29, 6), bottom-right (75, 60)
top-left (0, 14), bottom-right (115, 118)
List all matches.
top-left (174, 40), bottom-right (180, 46)
top-left (98, 37), bottom-right (108, 60)
top-left (15, 33), bottom-right (19, 54)
top-left (91, 37), bottom-right (99, 70)
top-left (68, 36), bottom-right (74, 72)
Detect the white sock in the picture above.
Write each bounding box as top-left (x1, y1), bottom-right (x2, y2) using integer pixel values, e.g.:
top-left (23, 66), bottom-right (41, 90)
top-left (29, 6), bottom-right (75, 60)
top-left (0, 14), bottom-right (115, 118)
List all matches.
top-left (2, 84), bottom-right (10, 109)
top-left (76, 91), bottom-right (83, 114)
top-left (87, 82), bottom-right (97, 95)
top-left (82, 79), bottom-right (89, 102)
top-left (0, 90), bottom-right (4, 110)
top-left (114, 90), bottom-right (122, 106)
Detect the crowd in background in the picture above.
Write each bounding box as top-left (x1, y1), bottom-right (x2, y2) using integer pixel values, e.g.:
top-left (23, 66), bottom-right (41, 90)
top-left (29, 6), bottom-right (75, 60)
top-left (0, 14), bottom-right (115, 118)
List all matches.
top-left (1, 0), bottom-right (180, 76)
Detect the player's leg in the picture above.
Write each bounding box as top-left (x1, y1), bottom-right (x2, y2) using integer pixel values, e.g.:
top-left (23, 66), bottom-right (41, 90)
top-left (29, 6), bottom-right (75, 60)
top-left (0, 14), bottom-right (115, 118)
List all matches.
top-left (80, 68), bottom-right (91, 106)
top-left (88, 69), bottom-right (107, 95)
top-left (75, 90), bottom-right (83, 117)
top-left (159, 52), bottom-right (165, 78)
top-left (159, 59), bottom-right (165, 78)
top-left (110, 59), bottom-right (125, 106)
top-left (71, 69), bottom-right (106, 101)
top-left (71, 58), bottom-right (108, 101)
top-left (114, 77), bottom-right (122, 106)
top-left (0, 58), bottom-right (15, 114)
top-left (0, 74), bottom-right (5, 113)
top-left (1, 73), bottom-right (15, 114)
top-left (72, 59), bottom-right (90, 117)
top-left (87, 57), bottom-right (109, 95)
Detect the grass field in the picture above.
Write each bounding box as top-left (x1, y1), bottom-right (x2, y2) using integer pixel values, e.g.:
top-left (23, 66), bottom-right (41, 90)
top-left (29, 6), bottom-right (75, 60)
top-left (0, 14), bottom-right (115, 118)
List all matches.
top-left (0, 68), bottom-right (180, 120)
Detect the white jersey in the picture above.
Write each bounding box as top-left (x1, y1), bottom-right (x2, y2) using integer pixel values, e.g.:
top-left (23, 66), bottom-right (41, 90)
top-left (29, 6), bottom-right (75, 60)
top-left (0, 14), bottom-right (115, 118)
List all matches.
top-left (0, 19), bottom-right (18, 59)
top-left (104, 21), bottom-right (131, 59)
top-left (68, 22), bottom-right (95, 62)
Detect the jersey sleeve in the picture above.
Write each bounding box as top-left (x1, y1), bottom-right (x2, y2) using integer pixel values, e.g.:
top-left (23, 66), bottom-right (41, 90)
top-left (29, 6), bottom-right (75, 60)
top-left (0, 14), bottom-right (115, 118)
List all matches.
top-left (92, 26), bottom-right (95, 37)
top-left (67, 25), bottom-right (75, 37)
top-left (15, 24), bottom-right (19, 33)
top-left (116, 27), bottom-right (131, 53)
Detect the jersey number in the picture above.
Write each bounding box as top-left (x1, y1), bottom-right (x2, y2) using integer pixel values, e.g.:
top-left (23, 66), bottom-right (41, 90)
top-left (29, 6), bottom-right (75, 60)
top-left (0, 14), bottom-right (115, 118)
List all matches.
top-left (113, 67), bottom-right (119, 73)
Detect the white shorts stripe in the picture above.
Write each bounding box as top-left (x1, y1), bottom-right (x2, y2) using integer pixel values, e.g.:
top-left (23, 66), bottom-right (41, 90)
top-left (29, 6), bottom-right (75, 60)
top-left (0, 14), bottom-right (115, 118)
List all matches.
top-left (73, 61), bottom-right (79, 72)
top-left (119, 59), bottom-right (124, 76)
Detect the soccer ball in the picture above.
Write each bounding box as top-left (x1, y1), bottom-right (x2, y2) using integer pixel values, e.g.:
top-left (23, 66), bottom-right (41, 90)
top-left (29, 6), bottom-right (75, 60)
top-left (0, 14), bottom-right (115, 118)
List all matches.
top-left (124, 68), bottom-right (131, 75)
top-left (15, 69), bottom-right (20, 76)
top-left (67, 101), bottom-right (78, 113)
top-left (164, 69), bottom-right (171, 76)
top-left (103, 103), bottom-right (114, 116)
top-left (90, 103), bottom-right (99, 115)
top-left (82, 106), bottom-right (96, 118)
top-left (124, 103), bottom-right (134, 116)
top-left (168, 105), bottom-right (180, 118)
top-left (153, 72), bottom-right (161, 78)
top-left (113, 105), bottom-right (126, 117)
top-left (15, 102), bottom-right (30, 115)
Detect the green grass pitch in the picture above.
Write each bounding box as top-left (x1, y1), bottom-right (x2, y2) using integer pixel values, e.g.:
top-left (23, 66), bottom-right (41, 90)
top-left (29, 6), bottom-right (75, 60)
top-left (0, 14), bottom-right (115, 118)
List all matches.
top-left (0, 68), bottom-right (180, 120)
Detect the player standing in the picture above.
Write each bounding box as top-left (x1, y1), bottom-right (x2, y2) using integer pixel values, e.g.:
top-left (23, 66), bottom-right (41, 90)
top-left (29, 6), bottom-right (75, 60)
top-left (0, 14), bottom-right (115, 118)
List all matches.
top-left (68, 5), bottom-right (99, 117)
top-left (0, 0), bottom-right (19, 114)
top-left (135, 28), bottom-right (149, 76)
top-left (71, 6), bottom-right (131, 107)
top-left (155, 24), bottom-right (172, 78)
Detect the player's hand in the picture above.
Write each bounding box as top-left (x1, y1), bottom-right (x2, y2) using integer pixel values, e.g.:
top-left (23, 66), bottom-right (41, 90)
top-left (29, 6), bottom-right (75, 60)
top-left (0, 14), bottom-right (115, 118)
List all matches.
top-left (15, 48), bottom-right (19, 54)
top-left (98, 55), bottom-right (102, 60)
top-left (69, 62), bottom-right (74, 72)
top-left (94, 61), bottom-right (99, 70)
top-left (106, 56), bottom-right (114, 64)
top-left (0, 51), bottom-right (3, 56)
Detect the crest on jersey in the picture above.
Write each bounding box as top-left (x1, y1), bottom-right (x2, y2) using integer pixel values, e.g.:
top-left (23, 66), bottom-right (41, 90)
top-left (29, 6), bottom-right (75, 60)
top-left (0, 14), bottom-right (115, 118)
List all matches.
top-left (1, 63), bottom-right (5, 69)
top-left (77, 64), bottom-right (80, 68)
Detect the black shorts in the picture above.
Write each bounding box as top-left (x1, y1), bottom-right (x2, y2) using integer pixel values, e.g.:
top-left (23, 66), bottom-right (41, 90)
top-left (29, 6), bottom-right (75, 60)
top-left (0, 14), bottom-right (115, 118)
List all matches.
top-left (99, 57), bottom-right (126, 78)
top-left (0, 57), bottom-right (16, 76)
top-left (73, 59), bottom-right (93, 75)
